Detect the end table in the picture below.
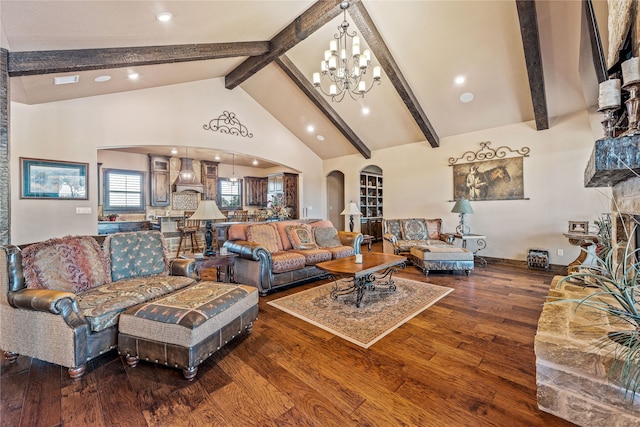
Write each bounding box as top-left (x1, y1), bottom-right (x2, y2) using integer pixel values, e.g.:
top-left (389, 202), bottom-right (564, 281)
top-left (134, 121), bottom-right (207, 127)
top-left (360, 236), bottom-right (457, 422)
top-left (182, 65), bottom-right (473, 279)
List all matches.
top-left (453, 233), bottom-right (487, 267)
top-left (192, 253), bottom-right (238, 283)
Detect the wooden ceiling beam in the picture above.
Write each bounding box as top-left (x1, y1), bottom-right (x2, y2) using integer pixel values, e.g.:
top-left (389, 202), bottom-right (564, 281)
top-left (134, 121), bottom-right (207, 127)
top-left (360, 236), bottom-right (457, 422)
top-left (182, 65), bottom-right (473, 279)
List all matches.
top-left (583, 0), bottom-right (607, 83)
top-left (516, 0), bottom-right (549, 130)
top-left (8, 42), bottom-right (270, 77)
top-left (275, 55), bottom-right (371, 159)
top-left (225, 0), bottom-right (345, 90)
top-left (348, 2), bottom-right (439, 148)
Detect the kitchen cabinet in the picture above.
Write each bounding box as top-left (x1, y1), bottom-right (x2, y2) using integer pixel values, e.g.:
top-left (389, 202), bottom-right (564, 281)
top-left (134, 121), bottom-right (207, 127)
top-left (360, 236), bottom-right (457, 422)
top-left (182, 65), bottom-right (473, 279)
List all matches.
top-left (267, 173), bottom-right (298, 219)
top-left (149, 155), bottom-right (170, 207)
top-left (200, 160), bottom-right (219, 201)
top-left (245, 176), bottom-right (268, 206)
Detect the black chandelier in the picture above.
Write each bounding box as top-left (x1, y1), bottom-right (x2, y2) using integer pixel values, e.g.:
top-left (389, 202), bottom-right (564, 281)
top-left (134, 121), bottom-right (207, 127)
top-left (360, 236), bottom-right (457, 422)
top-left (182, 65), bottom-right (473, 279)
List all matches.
top-left (312, 1), bottom-right (381, 102)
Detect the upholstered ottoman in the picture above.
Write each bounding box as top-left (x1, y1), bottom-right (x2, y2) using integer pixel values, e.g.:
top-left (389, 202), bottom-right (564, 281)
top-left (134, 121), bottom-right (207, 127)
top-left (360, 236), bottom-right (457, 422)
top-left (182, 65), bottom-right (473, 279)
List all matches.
top-left (409, 245), bottom-right (474, 276)
top-left (118, 281), bottom-right (259, 380)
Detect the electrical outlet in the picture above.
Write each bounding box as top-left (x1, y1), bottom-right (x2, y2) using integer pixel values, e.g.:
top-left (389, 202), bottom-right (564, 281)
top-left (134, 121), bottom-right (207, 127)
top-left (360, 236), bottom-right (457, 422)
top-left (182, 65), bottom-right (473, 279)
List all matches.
top-left (557, 249), bottom-right (563, 256)
top-left (76, 207), bottom-right (92, 214)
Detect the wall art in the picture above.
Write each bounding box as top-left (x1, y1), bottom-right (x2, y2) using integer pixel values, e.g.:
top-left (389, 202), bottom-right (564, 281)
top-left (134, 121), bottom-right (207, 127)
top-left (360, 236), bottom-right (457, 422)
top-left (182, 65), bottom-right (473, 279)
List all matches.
top-left (20, 157), bottom-right (88, 200)
top-left (449, 142), bottom-right (529, 201)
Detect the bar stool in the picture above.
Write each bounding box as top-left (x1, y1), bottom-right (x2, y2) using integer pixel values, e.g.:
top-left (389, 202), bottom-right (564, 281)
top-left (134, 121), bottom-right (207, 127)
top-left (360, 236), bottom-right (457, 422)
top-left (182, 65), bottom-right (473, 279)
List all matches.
top-left (176, 211), bottom-right (201, 256)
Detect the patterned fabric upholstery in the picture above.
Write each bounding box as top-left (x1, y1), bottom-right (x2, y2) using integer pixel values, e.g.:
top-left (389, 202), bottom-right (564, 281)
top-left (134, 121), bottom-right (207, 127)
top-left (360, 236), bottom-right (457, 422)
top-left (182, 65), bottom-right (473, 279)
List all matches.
top-left (22, 235), bottom-right (111, 293)
top-left (246, 224), bottom-right (281, 253)
top-left (291, 248), bottom-right (332, 265)
top-left (323, 246), bottom-right (354, 260)
top-left (271, 252), bottom-right (306, 273)
top-left (402, 219), bottom-right (428, 240)
top-left (104, 231), bottom-right (168, 281)
top-left (395, 239), bottom-right (448, 253)
top-left (384, 220), bottom-right (403, 239)
top-left (274, 221), bottom-right (301, 251)
top-left (286, 225), bottom-right (318, 250)
top-left (314, 227), bottom-right (342, 248)
top-left (76, 275), bottom-right (194, 332)
top-left (119, 281), bottom-right (259, 348)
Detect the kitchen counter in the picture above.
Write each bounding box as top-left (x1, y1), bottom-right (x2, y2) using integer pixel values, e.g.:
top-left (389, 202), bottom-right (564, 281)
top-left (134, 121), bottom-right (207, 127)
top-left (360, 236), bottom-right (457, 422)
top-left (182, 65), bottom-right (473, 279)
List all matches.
top-left (98, 220), bottom-right (152, 235)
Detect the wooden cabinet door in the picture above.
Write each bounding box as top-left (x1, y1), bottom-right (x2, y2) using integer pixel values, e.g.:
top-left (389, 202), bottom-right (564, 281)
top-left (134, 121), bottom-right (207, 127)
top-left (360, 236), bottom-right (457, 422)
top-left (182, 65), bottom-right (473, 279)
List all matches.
top-left (282, 173), bottom-right (298, 219)
top-left (245, 176), bottom-right (267, 206)
top-left (149, 155), bottom-right (170, 206)
top-left (201, 160), bottom-right (219, 201)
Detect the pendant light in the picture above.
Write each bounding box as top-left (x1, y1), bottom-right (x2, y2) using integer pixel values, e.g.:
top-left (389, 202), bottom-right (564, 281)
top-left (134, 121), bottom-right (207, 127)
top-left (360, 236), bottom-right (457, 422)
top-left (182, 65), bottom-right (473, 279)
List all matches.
top-left (229, 153), bottom-right (238, 182)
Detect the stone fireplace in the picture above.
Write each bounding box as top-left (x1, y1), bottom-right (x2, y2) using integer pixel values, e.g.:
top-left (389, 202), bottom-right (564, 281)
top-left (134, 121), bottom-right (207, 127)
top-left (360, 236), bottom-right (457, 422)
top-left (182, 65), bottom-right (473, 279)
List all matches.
top-left (534, 135), bottom-right (640, 426)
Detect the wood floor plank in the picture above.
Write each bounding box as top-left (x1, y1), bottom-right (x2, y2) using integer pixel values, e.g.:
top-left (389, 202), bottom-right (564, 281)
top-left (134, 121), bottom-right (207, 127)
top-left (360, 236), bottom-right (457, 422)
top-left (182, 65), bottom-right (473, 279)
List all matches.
top-left (19, 359), bottom-right (61, 427)
top-left (60, 366), bottom-right (106, 427)
top-left (0, 369), bottom-right (28, 427)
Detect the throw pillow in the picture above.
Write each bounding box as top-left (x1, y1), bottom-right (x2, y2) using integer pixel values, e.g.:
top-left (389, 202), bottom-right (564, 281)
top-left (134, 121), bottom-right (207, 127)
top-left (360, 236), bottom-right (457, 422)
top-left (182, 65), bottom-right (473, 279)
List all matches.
top-left (425, 219), bottom-right (442, 239)
top-left (246, 224), bottom-right (281, 253)
top-left (286, 225), bottom-right (318, 250)
top-left (105, 231), bottom-right (168, 281)
top-left (402, 218), bottom-right (428, 240)
top-left (22, 235), bottom-right (111, 293)
top-left (314, 227), bottom-right (342, 248)
top-left (385, 219), bottom-right (403, 239)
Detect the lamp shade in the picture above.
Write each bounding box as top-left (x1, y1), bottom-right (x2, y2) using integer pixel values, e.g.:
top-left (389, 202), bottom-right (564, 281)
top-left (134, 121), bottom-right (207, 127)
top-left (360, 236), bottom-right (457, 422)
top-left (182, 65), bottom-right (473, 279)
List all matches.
top-left (451, 198), bottom-right (474, 214)
top-left (340, 202), bottom-right (361, 216)
top-left (189, 200), bottom-right (226, 221)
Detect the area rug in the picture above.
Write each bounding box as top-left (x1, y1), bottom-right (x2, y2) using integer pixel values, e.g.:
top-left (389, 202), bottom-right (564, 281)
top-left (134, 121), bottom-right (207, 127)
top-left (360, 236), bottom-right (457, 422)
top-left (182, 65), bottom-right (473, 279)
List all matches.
top-left (267, 277), bottom-right (453, 348)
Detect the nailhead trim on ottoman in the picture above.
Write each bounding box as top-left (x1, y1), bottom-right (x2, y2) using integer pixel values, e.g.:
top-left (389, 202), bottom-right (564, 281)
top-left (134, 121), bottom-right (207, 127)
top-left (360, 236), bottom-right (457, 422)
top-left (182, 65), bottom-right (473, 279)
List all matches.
top-left (117, 281), bottom-right (258, 380)
top-left (409, 245), bottom-right (474, 277)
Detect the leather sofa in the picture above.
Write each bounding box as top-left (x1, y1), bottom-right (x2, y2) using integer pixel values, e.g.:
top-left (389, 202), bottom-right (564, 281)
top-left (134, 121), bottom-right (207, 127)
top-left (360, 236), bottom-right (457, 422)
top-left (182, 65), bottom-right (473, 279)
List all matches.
top-left (223, 220), bottom-right (362, 296)
top-left (0, 231), bottom-right (197, 379)
top-left (382, 218), bottom-right (454, 256)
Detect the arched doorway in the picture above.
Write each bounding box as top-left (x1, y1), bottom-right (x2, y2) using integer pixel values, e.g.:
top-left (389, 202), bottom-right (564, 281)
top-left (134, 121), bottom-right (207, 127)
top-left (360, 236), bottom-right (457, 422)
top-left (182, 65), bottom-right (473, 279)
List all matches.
top-left (326, 170), bottom-right (345, 230)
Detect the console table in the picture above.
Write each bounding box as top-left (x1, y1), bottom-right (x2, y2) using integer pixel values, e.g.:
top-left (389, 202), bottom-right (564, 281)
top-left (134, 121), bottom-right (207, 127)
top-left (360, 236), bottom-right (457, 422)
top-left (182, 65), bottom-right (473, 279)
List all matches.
top-left (453, 233), bottom-right (487, 267)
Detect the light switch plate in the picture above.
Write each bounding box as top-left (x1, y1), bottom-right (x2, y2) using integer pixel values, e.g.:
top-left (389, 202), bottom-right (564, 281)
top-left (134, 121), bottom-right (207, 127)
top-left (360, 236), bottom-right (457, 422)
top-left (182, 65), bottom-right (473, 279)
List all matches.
top-left (76, 207), bottom-right (92, 214)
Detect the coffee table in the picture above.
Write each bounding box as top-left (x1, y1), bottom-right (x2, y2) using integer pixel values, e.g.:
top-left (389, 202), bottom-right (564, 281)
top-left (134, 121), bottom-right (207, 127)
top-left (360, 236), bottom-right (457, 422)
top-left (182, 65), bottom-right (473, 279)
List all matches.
top-left (316, 253), bottom-right (407, 308)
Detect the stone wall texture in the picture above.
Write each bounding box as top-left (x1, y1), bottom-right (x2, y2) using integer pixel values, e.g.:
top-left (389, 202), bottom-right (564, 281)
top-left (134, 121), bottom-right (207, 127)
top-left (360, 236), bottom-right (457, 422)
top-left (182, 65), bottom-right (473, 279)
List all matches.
top-left (535, 277), bottom-right (640, 426)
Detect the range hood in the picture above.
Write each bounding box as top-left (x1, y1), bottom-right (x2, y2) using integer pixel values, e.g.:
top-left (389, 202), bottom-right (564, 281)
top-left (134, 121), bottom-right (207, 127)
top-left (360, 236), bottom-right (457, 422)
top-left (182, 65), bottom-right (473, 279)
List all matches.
top-left (172, 158), bottom-right (204, 193)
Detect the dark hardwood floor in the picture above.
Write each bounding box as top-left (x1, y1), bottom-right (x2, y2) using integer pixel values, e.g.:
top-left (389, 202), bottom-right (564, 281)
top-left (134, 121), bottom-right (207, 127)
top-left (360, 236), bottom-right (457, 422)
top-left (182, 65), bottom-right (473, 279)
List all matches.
top-left (1, 244), bottom-right (575, 426)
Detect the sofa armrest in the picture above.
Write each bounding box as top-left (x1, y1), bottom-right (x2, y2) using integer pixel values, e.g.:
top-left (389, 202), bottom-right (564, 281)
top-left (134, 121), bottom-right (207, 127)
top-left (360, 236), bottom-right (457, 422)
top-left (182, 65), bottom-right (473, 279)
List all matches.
top-left (7, 288), bottom-right (87, 328)
top-left (223, 240), bottom-right (271, 261)
top-left (440, 233), bottom-right (455, 244)
top-left (338, 231), bottom-right (363, 253)
top-left (383, 233), bottom-right (398, 245)
top-left (170, 258), bottom-right (197, 278)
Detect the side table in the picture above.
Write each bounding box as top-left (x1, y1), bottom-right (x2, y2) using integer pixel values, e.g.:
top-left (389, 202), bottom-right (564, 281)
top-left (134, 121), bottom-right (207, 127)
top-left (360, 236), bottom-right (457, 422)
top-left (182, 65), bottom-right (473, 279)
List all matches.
top-left (361, 235), bottom-right (374, 252)
top-left (453, 233), bottom-right (487, 267)
top-left (562, 232), bottom-right (599, 275)
top-left (193, 253), bottom-right (238, 283)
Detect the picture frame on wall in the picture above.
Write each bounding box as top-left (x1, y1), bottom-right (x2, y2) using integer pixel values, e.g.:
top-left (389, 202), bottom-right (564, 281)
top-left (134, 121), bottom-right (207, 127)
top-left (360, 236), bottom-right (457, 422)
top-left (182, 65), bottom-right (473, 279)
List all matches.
top-left (568, 221), bottom-right (589, 233)
top-left (20, 157), bottom-right (88, 200)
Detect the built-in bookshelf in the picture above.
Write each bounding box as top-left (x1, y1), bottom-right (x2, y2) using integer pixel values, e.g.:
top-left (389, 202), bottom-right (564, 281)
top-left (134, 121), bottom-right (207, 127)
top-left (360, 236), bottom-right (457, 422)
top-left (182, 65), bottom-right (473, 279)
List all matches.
top-left (359, 170), bottom-right (383, 240)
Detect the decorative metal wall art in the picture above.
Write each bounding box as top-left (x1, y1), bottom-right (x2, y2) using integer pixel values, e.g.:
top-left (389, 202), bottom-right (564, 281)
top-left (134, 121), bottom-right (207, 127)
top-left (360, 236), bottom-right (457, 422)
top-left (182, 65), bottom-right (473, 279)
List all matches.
top-left (449, 142), bottom-right (529, 201)
top-left (203, 111), bottom-right (253, 138)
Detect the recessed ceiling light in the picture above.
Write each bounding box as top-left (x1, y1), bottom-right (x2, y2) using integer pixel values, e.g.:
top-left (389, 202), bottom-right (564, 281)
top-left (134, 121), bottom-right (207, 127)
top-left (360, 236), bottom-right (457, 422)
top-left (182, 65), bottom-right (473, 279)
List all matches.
top-left (307, 125), bottom-right (315, 133)
top-left (128, 72), bottom-right (139, 80)
top-left (455, 75), bottom-right (466, 85)
top-left (252, 159), bottom-right (258, 165)
top-left (460, 92), bottom-right (474, 103)
top-left (94, 75), bottom-right (111, 83)
top-left (362, 107), bottom-right (370, 115)
top-left (317, 135), bottom-right (325, 141)
top-left (171, 148), bottom-right (178, 155)
top-left (214, 155), bottom-right (221, 161)
top-left (156, 12), bottom-right (172, 22)
top-left (54, 75), bottom-right (79, 85)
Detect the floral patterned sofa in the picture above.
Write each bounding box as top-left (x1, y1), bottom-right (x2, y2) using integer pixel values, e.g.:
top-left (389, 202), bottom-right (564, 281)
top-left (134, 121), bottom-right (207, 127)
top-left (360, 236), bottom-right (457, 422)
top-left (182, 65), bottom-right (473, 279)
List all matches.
top-left (382, 218), bottom-right (455, 256)
top-left (223, 220), bottom-right (362, 296)
top-left (0, 231), bottom-right (197, 379)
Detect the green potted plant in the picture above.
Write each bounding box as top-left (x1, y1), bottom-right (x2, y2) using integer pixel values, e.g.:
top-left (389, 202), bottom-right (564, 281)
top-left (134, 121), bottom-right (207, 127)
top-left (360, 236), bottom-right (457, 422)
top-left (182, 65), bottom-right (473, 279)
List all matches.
top-left (555, 223), bottom-right (640, 403)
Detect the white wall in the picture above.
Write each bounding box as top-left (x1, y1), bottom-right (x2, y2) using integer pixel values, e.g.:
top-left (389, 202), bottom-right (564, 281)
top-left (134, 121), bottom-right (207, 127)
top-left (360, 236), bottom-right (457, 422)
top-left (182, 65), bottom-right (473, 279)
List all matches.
top-left (324, 110), bottom-right (611, 266)
top-left (10, 78), bottom-right (324, 244)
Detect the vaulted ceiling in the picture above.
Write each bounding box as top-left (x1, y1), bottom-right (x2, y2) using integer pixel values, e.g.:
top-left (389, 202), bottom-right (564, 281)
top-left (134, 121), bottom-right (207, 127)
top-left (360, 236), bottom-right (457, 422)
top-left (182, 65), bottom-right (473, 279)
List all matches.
top-left (1, 1), bottom-right (609, 164)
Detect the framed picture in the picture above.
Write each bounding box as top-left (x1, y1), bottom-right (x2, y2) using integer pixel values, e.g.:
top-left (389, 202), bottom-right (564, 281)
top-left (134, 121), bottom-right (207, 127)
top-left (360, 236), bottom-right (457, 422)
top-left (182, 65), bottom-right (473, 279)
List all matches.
top-left (568, 221), bottom-right (589, 233)
top-left (20, 157), bottom-right (88, 200)
top-left (452, 157), bottom-right (525, 201)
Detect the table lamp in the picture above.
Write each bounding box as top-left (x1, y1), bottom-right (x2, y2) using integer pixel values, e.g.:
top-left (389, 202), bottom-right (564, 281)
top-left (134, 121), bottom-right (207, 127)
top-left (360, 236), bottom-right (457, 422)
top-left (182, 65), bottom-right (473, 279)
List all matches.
top-left (189, 200), bottom-right (226, 256)
top-left (451, 198), bottom-right (474, 235)
top-left (340, 202), bottom-right (361, 232)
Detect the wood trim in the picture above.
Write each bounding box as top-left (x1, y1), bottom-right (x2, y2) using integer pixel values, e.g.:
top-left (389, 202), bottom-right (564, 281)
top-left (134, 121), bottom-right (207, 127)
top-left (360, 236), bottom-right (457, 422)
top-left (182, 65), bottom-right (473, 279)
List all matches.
top-left (225, 0), bottom-right (345, 90)
top-left (275, 55), bottom-right (371, 159)
top-left (583, 0), bottom-right (607, 82)
top-left (348, 2), bottom-right (439, 148)
top-left (0, 48), bottom-right (9, 246)
top-left (516, 0), bottom-right (549, 131)
top-left (8, 42), bottom-right (270, 76)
